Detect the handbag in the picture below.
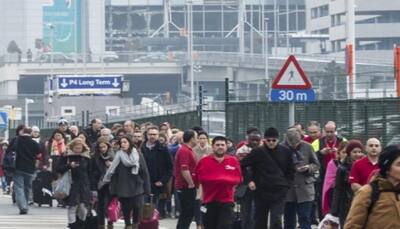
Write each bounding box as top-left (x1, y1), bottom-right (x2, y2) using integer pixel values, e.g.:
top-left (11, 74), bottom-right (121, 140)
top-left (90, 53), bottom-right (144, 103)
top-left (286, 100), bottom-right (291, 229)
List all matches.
top-left (107, 197), bottom-right (121, 223)
top-left (53, 170), bottom-right (72, 200)
top-left (3, 137), bottom-right (18, 173)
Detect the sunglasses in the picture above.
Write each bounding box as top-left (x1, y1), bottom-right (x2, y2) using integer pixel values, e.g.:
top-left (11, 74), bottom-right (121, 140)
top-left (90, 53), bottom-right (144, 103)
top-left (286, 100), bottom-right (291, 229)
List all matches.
top-left (266, 138), bottom-right (277, 143)
top-left (368, 144), bottom-right (380, 148)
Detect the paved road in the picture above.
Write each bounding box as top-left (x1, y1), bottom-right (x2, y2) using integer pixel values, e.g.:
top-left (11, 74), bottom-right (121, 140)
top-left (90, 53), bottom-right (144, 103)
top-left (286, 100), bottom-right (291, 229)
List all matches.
top-left (0, 192), bottom-right (195, 229)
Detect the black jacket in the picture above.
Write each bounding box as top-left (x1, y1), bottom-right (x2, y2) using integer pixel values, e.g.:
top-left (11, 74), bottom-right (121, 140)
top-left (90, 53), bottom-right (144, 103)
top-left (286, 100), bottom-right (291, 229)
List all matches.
top-left (141, 141), bottom-right (173, 194)
top-left (56, 152), bottom-right (91, 206)
top-left (90, 148), bottom-right (114, 191)
top-left (84, 126), bottom-right (100, 146)
top-left (331, 160), bottom-right (354, 227)
top-left (9, 135), bottom-right (40, 174)
top-left (240, 143), bottom-right (295, 202)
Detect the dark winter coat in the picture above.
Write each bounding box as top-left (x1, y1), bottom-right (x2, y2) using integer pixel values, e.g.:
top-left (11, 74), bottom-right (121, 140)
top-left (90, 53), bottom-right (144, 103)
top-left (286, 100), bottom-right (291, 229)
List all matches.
top-left (9, 135), bottom-right (40, 174)
top-left (331, 159), bottom-right (354, 227)
top-left (240, 143), bottom-right (295, 203)
top-left (90, 147), bottom-right (114, 191)
top-left (109, 152), bottom-right (151, 198)
top-left (141, 141), bottom-right (173, 194)
top-left (84, 126), bottom-right (101, 146)
top-left (56, 150), bottom-right (91, 206)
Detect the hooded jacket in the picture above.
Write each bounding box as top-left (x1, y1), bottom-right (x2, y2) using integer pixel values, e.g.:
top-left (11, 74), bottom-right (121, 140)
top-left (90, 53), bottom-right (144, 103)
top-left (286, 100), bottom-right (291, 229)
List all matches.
top-left (344, 177), bottom-right (400, 229)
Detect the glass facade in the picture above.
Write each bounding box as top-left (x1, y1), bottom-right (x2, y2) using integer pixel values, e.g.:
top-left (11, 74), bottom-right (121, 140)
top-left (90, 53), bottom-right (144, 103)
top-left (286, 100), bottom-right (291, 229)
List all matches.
top-left (105, 1), bottom-right (306, 52)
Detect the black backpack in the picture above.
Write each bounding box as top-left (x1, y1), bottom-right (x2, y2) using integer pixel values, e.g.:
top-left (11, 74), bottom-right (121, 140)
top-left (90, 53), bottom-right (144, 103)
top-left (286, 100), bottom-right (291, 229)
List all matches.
top-left (3, 137), bottom-right (18, 174)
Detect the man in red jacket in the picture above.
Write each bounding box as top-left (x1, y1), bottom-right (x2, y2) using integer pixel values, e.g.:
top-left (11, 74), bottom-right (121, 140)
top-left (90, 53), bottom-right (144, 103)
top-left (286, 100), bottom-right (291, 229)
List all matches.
top-left (195, 136), bottom-right (242, 229)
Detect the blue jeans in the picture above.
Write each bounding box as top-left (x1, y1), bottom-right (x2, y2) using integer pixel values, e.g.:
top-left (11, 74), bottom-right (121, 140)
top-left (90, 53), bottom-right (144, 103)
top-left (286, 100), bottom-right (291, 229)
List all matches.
top-left (284, 201), bottom-right (313, 229)
top-left (13, 170), bottom-right (34, 211)
top-left (0, 176), bottom-right (6, 191)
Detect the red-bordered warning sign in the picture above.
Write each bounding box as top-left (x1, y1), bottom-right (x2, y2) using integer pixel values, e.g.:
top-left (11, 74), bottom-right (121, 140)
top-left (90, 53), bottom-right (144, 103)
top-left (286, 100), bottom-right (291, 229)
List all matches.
top-left (272, 55), bottom-right (312, 90)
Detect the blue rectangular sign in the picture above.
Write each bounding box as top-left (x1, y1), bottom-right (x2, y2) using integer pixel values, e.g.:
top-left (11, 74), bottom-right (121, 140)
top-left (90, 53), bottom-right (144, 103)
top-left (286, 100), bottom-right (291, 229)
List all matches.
top-left (58, 76), bottom-right (122, 89)
top-left (270, 89), bottom-right (315, 103)
top-left (0, 111), bottom-right (8, 129)
top-left (56, 75), bottom-right (123, 95)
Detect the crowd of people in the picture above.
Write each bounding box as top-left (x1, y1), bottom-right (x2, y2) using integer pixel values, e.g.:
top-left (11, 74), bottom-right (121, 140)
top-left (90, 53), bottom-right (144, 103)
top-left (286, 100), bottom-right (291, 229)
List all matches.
top-left (0, 118), bottom-right (399, 229)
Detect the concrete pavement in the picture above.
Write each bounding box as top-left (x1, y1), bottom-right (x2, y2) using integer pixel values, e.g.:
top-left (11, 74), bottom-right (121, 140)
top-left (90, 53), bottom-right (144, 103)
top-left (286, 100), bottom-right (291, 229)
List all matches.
top-left (0, 192), bottom-right (195, 229)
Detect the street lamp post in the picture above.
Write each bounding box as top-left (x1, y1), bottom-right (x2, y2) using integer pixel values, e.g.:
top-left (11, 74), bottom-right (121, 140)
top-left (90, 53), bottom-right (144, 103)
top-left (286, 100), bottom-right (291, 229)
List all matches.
top-left (264, 19), bottom-right (270, 97)
top-left (25, 98), bottom-right (34, 126)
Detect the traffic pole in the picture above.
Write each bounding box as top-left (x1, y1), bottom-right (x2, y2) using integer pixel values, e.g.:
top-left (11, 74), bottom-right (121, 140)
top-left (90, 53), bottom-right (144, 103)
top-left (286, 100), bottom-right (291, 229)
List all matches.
top-left (395, 44), bottom-right (400, 97)
top-left (289, 103), bottom-right (295, 127)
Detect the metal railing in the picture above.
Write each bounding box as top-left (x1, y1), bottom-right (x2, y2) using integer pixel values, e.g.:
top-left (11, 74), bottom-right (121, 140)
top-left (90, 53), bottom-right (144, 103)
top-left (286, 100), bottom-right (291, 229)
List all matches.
top-left (0, 51), bottom-right (392, 68)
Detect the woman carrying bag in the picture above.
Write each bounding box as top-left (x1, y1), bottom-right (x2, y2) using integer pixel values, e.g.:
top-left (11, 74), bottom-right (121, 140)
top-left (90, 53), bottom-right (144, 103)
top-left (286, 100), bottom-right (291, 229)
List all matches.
top-left (101, 136), bottom-right (151, 229)
top-left (56, 138), bottom-right (91, 229)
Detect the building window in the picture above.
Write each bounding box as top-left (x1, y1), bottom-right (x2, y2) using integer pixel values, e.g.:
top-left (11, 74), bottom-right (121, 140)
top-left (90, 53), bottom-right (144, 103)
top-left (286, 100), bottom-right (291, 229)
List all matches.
top-left (311, 5), bottom-right (329, 19)
top-left (331, 13), bottom-right (346, 27)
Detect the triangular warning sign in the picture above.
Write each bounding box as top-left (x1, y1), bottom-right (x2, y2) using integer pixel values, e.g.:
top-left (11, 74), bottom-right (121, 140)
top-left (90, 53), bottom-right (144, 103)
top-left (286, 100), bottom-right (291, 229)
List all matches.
top-left (272, 55), bottom-right (312, 90)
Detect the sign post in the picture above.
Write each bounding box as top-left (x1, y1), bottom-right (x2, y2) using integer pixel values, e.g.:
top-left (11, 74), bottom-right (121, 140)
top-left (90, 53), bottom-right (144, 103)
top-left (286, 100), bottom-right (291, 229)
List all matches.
top-left (270, 55), bottom-right (315, 126)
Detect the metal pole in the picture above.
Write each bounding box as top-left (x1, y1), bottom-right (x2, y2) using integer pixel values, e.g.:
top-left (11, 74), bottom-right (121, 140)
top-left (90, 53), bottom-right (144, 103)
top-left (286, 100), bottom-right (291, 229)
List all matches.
top-left (164, 0), bottom-right (170, 38)
top-left (274, 0), bottom-right (278, 56)
top-left (238, 0), bottom-right (245, 55)
top-left (289, 103), bottom-right (295, 127)
top-left (346, 0), bottom-right (356, 99)
top-left (286, 0), bottom-right (290, 54)
top-left (24, 98), bottom-right (28, 126)
top-left (187, 1), bottom-right (195, 106)
top-left (265, 19), bottom-right (270, 94)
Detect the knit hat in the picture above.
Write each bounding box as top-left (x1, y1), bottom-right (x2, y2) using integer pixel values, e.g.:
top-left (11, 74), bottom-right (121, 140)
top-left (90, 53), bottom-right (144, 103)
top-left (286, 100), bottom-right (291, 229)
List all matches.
top-left (58, 118), bottom-right (68, 125)
top-left (345, 140), bottom-right (364, 155)
top-left (264, 127), bottom-right (279, 138)
top-left (378, 145), bottom-right (400, 177)
top-left (32, 125), bottom-right (40, 133)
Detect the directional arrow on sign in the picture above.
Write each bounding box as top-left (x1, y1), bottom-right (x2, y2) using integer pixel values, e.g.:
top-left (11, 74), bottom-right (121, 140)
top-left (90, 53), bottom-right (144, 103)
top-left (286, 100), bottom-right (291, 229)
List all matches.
top-left (112, 78), bottom-right (120, 87)
top-left (60, 78), bottom-right (68, 88)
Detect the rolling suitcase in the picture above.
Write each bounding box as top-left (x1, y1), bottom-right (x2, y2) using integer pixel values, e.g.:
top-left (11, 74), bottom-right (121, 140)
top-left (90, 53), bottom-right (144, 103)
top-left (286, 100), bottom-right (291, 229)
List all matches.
top-left (139, 195), bottom-right (159, 229)
top-left (32, 170), bottom-right (53, 207)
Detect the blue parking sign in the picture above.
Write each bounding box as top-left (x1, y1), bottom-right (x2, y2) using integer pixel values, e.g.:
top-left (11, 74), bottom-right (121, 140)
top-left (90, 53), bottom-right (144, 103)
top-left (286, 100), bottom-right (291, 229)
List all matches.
top-left (0, 111), bottom-right (8, 129)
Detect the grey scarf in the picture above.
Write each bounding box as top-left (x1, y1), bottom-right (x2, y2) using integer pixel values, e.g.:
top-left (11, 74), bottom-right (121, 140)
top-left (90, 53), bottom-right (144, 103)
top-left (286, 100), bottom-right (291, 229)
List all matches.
top-left (103, 148), bottom-right (140, 183)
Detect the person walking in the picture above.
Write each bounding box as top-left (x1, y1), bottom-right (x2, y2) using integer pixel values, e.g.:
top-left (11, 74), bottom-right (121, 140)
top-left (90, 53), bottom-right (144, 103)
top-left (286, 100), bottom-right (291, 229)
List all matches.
top-left (11, 127), bottom-right (40, 214)
top-left (344, 145), bottom-right (400, 229)
top-left (349, 138), bottom-right (381, 192)
top-left (195, 136), bottom-right (242, 229)
top-left (57, 138), bottom-right (92, 228)
top-left (141, 126), bottom-right (173, 216)
top-left (91, 137), bottom-right (115, 229)
top-left (175, 130), bottom-right (198, 229)
top-left (330, 140), bottom-right (364, 228)
top-left (240, 127), bottom-right (295, 229)
top-left (235, 128), bottom-right (262, 229)
top-left (102, 136), bottom-right (151, 229)
top-left (283, 128), bottom-right (320, 229)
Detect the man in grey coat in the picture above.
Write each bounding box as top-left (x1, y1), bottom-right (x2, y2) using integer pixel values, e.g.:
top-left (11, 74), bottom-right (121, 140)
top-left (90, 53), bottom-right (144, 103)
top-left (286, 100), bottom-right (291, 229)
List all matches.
top-left (283, 128), bottom-right (320, 229)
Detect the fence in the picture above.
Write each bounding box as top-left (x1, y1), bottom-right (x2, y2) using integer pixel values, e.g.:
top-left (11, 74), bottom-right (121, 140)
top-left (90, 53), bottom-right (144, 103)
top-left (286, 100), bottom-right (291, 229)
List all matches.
top-left (225, 98), bottom-right (400, 146)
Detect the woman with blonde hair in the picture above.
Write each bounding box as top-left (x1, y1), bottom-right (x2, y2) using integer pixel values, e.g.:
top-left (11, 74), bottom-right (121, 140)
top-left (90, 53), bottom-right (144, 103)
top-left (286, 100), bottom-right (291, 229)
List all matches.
top-left (57, 138), bottom-right (92, 228)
